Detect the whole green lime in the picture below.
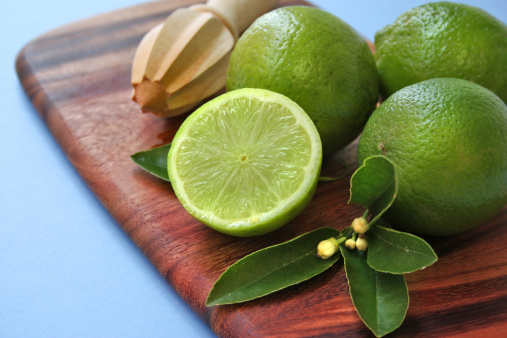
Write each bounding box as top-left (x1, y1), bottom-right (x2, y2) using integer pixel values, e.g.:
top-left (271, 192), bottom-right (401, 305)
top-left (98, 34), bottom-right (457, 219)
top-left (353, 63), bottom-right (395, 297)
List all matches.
top-left (226, 6), bottom-right (379, 157)
top-left (375, 1), bottom-right (507, 102)
top-left (357, 78), bottom-right (507, 236)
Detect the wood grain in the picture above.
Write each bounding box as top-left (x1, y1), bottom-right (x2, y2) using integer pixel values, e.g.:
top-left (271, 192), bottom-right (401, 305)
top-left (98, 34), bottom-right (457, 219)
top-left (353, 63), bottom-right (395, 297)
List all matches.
top-left (16, 0), bottom-right (507, 336)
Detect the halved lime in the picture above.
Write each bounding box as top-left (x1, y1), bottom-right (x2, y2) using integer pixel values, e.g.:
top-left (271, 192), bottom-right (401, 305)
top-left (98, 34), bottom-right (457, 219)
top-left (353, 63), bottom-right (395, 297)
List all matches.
top-left (168, 88), bottom-right (322, 237)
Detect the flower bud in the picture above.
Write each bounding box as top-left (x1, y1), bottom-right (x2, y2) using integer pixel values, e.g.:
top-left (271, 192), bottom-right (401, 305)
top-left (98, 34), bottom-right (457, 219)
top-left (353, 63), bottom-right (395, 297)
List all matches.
top-left (352, 217), bottom-right (369, 234)
top-left (355, 237), bottom-right (369, 251)
top-left (317, 238), bottom-right (339, 259)
top-left (345, 238), bottom-right (356, 250)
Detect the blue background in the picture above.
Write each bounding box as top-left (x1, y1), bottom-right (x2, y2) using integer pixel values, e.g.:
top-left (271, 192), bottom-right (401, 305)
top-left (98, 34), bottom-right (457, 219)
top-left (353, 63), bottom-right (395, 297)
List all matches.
top-left (2, 0), bottom-right (506, 336)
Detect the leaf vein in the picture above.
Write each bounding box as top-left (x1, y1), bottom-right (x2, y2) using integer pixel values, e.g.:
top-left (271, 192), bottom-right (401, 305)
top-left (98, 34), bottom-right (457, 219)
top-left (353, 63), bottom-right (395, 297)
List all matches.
top-left (216, 249), bottom-right (316, 302)
top-left (373, 229), bottom-right (434, 258)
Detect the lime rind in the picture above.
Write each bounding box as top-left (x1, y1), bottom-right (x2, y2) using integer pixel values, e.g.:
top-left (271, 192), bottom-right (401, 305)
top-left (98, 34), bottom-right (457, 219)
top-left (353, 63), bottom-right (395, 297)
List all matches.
top-left (168, 88), bottom-right (322, 237)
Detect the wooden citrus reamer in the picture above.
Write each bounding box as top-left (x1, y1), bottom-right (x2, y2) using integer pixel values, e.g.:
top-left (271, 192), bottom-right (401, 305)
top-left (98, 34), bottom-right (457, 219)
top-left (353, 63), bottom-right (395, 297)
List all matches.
top-left (131, 0), bottom-right (278, 117)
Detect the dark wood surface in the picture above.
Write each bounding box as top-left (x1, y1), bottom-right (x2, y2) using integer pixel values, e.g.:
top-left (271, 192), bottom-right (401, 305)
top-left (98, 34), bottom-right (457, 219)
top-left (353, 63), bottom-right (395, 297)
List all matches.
top-left (16, 0), bottom-right (507, 336)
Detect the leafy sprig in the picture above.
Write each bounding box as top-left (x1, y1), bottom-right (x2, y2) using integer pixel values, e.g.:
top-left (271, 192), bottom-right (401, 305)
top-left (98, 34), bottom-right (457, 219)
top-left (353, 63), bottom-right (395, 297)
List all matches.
top-left (204, 155), bottom-right (436, 337)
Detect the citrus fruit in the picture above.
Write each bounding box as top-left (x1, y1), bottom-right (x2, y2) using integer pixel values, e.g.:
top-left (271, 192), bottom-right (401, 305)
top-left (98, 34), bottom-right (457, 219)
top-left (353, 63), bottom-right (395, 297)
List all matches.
top-left (226, 6), bottom-right (379, 157)
top-left (375, 2), bottom-right (507, 102)
top-left (357, 78), bottom-right (507, 236)
top-left (167, 88), bottom-right (322, 237)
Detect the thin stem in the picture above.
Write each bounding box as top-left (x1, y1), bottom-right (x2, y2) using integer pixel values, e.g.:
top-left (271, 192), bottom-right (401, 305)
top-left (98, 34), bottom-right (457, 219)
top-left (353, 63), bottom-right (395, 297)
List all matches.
top-left (340, 226), bottom-right (354, 239)
top-left (336, 236), bottom-right (347, 245)
top-left (362, 209), bottom-right (370, 219)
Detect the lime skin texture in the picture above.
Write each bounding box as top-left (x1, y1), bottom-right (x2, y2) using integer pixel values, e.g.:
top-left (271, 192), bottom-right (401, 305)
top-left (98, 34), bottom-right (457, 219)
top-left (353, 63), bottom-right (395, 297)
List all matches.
top-left (357, 78), bottom-right (507, 236)
top-left (375, 1), bottom-right (507, 103)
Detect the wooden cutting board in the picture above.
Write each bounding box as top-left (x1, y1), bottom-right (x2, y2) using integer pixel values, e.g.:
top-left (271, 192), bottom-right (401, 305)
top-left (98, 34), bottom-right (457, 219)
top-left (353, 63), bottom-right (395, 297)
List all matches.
top-left (16, 0), bottom-right (507, 336)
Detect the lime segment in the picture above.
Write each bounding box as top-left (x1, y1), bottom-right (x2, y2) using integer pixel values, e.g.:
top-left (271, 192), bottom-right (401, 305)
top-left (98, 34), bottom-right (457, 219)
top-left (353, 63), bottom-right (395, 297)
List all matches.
top-left (168, 88), bottom-right (322, 237)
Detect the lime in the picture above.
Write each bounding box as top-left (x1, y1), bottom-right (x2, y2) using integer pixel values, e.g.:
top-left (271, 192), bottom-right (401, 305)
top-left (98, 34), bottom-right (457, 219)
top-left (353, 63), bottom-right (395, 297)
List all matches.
top-left (375, 2), bottom-right (507, 102)
top-left (357, 78), bottom-right (507, 236)
top-left (226, 6), bottom-right (379, 157)
top-left (168, 88), bottom-right (322, 237)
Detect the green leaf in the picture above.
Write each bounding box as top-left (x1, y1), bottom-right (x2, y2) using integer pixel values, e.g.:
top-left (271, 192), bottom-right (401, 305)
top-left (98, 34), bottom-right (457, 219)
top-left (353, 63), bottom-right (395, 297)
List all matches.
top-left (368, 225), bottom-right (437, 274)
top-left (340, 244), bottom-right (408, 337)
top-left (130, 143), bottom-right (171, 181)
top-left (206, 227), bottom-right (341, 306)
top-left (349, 155), bottom-right (398, 225)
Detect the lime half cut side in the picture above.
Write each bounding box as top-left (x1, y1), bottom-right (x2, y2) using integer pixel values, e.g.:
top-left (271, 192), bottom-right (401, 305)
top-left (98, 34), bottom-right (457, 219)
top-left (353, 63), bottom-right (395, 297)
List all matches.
top-left (168, 88), bottom-right (322, 237)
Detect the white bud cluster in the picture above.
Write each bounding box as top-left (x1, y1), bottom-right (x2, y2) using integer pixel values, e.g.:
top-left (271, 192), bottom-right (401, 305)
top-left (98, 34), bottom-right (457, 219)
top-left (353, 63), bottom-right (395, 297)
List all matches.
top-left (345, 216), bottom-right (370, 251)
